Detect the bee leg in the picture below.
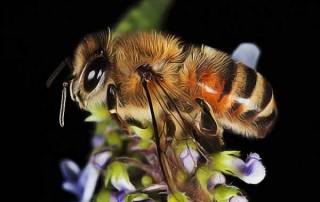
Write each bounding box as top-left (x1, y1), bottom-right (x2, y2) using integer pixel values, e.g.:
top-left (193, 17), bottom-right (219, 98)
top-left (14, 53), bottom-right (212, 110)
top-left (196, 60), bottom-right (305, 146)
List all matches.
top-left (126, 117), bottom-right (148, 129)
top-left (194, 98), bottom-right (224, 152)
top-left (106, 84), bottom-right (128, 129)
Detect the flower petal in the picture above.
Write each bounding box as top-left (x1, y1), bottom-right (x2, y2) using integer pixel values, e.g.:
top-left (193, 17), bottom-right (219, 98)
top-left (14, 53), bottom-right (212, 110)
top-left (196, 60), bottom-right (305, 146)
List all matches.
top-left (79, 164), bottom-right (100, 202)
top-left (62, 181), bottom-right (80, 197)
top-left (232, 43), bottom-right (260, 69)
top-left (211, 151), bottom-right (266, 184)
top-left (142, 183), bottom-right (167, 193)
top-left (208, 172), bottom-right (226, 190)
top-left (179, 147), bottom-right (199, 174)
top-left (106, 161), bottom-right (136, 192)
top-left (109, 192), bottom-right (118, 202)
top-left (91, 135), bottom-right (106, 148)
top-left (116, 191), bottom-right (126, 202)
top-left (60, 159), bottom-right (80, 183)
top-left (111, 176), bottom-right (135, 193)
top-left (92, 149), bottom-right (112, 169)
top-left (240, 153), bottom-right (266, 184)
top-left (229, 195), bottom-right (248, 202)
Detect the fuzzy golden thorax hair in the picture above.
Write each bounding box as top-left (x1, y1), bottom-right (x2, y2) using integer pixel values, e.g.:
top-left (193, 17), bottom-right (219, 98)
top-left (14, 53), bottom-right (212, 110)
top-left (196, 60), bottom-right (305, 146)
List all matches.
top-left (112, 32), bottom-right (188, 107)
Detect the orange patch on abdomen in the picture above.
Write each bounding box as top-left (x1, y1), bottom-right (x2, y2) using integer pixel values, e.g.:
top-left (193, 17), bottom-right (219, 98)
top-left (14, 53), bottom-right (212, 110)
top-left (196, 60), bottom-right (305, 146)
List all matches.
top-left (195, 74), bottom-right (232, 114)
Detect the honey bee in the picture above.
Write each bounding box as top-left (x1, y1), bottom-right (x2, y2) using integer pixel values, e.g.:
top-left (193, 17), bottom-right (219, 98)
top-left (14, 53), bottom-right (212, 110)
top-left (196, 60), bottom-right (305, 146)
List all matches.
top-left (55, 30), bottom-right (277, 201)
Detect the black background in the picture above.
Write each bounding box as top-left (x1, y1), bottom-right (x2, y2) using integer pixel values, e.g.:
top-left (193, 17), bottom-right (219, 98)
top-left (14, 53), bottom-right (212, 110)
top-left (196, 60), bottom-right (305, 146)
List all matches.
top-left (5, 0), bottom-right (319, 201)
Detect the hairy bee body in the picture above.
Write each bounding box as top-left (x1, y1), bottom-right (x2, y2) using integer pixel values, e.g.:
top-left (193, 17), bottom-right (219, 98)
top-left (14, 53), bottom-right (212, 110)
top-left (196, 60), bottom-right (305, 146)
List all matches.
top-left (68, 31), bottom-right (277, 202)
top-left (107, 32), bottom-right (276, 138)
top-left (184, 46), bottom-right (277, 138)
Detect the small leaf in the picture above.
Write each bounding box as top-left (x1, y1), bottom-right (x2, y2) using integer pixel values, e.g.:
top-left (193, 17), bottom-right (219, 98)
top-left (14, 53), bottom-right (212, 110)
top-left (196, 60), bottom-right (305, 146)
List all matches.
top-left (105, 161), bottom-right (135, 192)
top-left (213, 184), bottom-right (241, 202)
top-left (168, 192), bottom-right (189, 202)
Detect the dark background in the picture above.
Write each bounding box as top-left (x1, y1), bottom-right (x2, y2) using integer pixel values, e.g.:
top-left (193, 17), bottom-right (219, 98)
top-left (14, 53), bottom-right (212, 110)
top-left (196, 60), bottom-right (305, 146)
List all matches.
top-left (5, 0), bottom-right (319, 201)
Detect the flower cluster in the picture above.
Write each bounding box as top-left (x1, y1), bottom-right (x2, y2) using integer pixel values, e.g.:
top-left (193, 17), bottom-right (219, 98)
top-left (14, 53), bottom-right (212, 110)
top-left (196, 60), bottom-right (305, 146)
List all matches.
top-left (61, 119), bottom-right (266, 201)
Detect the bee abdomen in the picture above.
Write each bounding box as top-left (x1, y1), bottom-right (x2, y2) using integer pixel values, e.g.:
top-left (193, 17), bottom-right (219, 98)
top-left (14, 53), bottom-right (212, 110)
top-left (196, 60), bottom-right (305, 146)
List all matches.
top-left (227, 64), bottom-right (277, 137)
top-left (188, 47), bottom-right (277, 138)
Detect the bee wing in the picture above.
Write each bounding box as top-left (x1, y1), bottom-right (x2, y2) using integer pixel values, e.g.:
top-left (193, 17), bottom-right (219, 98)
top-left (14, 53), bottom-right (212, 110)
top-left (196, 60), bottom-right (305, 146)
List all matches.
top-left (143, 77), bottom-right (222, 188)
top-left (231, 43), bottom-right (260, 69)
top-left (142, 79), bottom-right (221, 200)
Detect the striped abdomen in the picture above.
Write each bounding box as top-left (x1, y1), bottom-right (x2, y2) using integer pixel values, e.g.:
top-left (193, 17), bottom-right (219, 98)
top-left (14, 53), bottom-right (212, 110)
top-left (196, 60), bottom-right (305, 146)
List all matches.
top-left (186, 47), bottom-right (277, 138)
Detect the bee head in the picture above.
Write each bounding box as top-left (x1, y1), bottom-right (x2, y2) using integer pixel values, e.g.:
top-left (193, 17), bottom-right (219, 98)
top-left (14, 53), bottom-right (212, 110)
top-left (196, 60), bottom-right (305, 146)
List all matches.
top-left (70, 30), bottom-right (114, 109)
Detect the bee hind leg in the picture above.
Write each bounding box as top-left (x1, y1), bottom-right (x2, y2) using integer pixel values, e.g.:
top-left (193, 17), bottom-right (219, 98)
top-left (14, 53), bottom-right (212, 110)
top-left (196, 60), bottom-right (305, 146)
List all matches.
top-left (193, 98), bottom-right (224, 153)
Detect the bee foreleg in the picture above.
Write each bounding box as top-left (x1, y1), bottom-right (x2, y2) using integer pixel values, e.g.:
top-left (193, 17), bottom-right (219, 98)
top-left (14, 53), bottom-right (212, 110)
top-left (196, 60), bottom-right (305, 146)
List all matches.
top-left (106, 84), bottom-right (127, 129)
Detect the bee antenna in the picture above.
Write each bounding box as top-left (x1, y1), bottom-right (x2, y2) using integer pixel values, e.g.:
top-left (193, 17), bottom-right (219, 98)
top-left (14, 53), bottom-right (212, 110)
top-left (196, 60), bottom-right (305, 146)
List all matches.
top-left (59, 82), bottom-right (68, 127)
top-left (46, 58), bottom-right (73, 88)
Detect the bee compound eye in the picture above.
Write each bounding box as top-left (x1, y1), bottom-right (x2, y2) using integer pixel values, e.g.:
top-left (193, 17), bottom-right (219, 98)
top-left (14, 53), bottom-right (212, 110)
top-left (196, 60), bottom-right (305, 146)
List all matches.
top-left (83, 57), bottom-right (109, 92)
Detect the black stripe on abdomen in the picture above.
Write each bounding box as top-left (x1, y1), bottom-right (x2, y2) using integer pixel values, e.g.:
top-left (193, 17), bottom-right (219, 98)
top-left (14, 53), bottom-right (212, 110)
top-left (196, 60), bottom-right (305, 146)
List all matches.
top-left (218, 61), bottom-right (237, 101)
top-left (241, 67), bottom-right (257, 98)
top-left (255, 109), bottom-right (277, 129)
top-left (259, 80), bottom-right (273, 110)
top-left (241, 109), bottom-right (259, 120)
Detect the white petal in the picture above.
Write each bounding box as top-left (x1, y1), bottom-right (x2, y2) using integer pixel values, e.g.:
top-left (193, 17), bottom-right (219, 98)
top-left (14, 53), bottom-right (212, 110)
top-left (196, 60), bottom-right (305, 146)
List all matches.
top-left (92, 150), bottom-right (112, 169)
top-left (247, 152), bottom-right (261, 161)
top-left (229, 195), bottom-right (248, 202)
top-left (240, 159), bottom-right (266, 184)
top-left (60, 159), bottom-right (80, 182)
top-left (62, 182), bottom-right (79, 196)
top-left (80, 164), bottom-right (100, 202)
top-left (109, 193), bottom-right (118, 202)
top-left (232, 43), bottom-right (260, 69)
top-left (209, 172), bottom-right (226, 187)
top-left (111, 176), bottom-right (135, 192)
top-left (142, 183), bottom-right (167, 192)
top-left (91, 135), bottom-right (105, 148)
top-left (180, 148), bottom-right (200, 174)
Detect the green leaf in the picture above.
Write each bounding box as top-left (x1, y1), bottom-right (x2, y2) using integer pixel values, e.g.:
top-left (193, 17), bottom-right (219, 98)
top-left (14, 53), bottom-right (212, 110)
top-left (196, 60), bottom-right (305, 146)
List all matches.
top-left (174, 139), bottom-right (197, 155)
top-left (106, 131), bottom-right (123, 148)
top-left (213, 184), bottom-right (241, 202)
top-left (209, 151), bottom-right (241, 172)
top-left (105, 161), bottom-right (135, 191)
top-left (113, 0), bottom-right (173, 37)
top-left (196, 166), bottom-right (214, 200)
top-left (94, 190), bottom-right (112, 202)
top-left (85, 104), bottom-right (111, 122)
top-left (125, 193), bottom-right (150, 202)
top-left (168, 192), bottom-right (189, 202)
top-left (130, 125), bottom-right (153, 139)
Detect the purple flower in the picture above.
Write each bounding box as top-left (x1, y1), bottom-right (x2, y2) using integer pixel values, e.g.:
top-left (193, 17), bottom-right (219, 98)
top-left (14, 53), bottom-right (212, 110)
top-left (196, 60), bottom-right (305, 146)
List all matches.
top-left (179, 147), bottom-right (200, 174)
top-left (236, 153), bottom-right (266, 184)
top-left (229, 195), bottom-right (248, 202)
top-left (212, 151), bottom-right (266, 184)
top-left (60, 149), bottom-right (112, 202)
top-left (91, 135), bottom-right (105, 148)
top-left (208, 172), bottom-right (226, 191)
top-left (92, 148), bottom-right (112, 169)
top-left (232, 43), bottom-right (260, 69)
top-left (115, 191), bottom-right (126, 202)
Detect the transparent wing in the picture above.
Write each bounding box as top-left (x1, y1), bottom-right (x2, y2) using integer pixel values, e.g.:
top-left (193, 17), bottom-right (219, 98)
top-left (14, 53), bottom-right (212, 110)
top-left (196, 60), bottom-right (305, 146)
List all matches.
top-left (141, 77), bottom-right (223, 195)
